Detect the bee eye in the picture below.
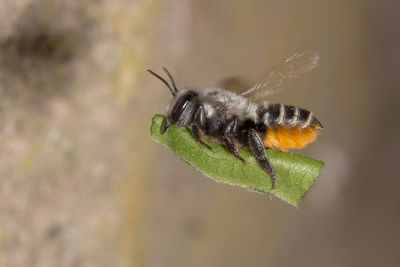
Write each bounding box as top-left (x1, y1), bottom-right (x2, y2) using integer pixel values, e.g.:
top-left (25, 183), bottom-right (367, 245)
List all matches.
top-left (170, 91), bottom-right (197, 123)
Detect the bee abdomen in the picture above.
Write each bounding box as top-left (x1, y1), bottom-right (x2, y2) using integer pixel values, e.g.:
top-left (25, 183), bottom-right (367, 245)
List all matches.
top-left (297, 108), bottom-right (323, 129)
top-left (284, 105), bottom-right (298, 126)
top-left (259, 103), bottom-right (287, 127)
top-left (259, 104), bottom-right (322, 129)
top-left (258, 103), bottom-right (280, 126)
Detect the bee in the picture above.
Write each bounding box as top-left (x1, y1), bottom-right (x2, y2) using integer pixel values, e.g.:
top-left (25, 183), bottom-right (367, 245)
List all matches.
top-left (148, 51), bottom-right (323, 190)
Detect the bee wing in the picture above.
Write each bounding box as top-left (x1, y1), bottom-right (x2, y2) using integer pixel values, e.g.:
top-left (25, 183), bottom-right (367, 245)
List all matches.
top-left (241, 50), bottom-right (319, 102)
top-left (217, 76), bottom-right (249, 93)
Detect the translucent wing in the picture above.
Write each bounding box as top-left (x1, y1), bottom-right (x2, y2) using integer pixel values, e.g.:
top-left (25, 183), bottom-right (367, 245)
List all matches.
top-left (216, 76), bottom-right (248, 93)
top-left (241, 50), bottom-right (319, 102)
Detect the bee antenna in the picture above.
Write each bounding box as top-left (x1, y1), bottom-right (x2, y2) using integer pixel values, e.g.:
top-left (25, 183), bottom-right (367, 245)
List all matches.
top-left (162, 67), bottom-right (179, 94)
top-left (147, 69), bottom-right (176, 96)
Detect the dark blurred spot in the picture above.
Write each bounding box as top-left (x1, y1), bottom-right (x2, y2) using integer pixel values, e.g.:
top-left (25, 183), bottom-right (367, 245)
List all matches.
top-left (1, 31), bottom-right (76, 63)
top-left (47, 224), bottom-right (62, 240)
top-left (0, 1), bottom-right (91, 104)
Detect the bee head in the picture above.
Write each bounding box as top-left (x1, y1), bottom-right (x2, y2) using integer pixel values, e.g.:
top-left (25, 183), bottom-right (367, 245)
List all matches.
top-left (148, 68), bottom-right (197, 127)
top-left (167, 90), bottom-right (198, 125)
top-left (147, 67), bottom-right (178, 97)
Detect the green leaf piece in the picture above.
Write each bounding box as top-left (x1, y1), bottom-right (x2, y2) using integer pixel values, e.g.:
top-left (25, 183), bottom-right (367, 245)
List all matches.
top-left (150, 114), bottom-right (324, 206)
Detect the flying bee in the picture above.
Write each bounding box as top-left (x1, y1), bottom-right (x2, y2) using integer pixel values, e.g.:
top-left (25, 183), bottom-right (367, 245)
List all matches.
top-left (148, 51), bottom-right (323, 190)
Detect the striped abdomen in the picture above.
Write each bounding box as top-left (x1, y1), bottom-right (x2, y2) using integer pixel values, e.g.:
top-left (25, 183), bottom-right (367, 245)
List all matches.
top-left (258, 103), bottom-right (323, 151)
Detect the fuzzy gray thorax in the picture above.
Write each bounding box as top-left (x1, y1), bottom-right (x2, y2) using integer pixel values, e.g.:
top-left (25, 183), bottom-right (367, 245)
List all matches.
top-left (200, 88), bottom-right (260, 121)
top-left (166, 87), bottom-right (267, 127)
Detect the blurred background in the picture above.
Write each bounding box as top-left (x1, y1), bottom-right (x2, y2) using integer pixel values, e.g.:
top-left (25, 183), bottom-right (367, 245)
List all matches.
top-left (0, 0), bottom-right (399, 266)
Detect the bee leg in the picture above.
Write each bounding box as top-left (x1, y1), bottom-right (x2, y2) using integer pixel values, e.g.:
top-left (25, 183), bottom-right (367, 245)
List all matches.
top-left (223, 135), bottom-right (246, 164)
top-left (191, 125), bottom-right (213, 151)
top-left (223, 116), bottom-right (246, 164)
top-left (248, 129), bottom-right (277, 190)
top-left (190, 104), bottom-right (213, 151)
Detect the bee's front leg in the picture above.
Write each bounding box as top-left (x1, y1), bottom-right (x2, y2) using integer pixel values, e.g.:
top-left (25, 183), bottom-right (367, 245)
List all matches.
top-left (162, 119), bottom-right (171, 135)
top-left (191, 105), bottom-right (213, 151)
top-left (191, 125), bottom-right (213, 151)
